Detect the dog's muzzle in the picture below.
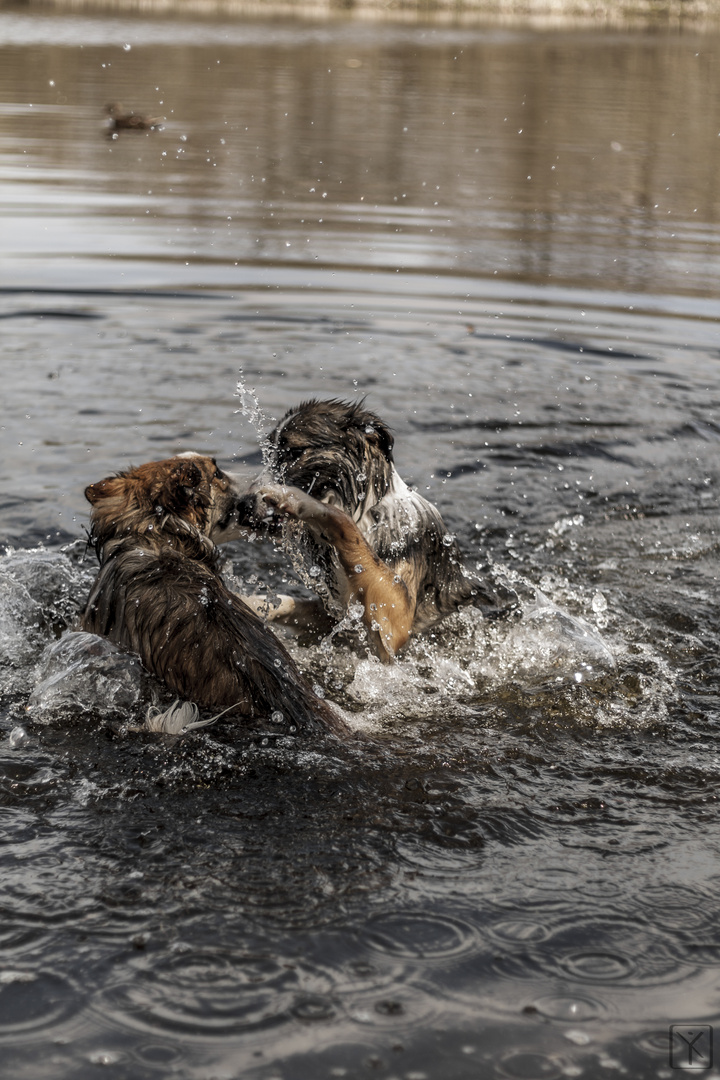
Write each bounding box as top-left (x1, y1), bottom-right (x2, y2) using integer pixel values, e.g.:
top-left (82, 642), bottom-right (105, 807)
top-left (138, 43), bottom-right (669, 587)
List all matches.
top-left (235, 489), bottom-right (282, 534)
top-left (213, 468), bottom-right (263, 541)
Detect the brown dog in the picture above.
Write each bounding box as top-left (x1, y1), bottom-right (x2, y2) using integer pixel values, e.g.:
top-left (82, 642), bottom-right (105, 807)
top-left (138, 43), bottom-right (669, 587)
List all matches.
top-left (81, 453), bottom-right (345, 736)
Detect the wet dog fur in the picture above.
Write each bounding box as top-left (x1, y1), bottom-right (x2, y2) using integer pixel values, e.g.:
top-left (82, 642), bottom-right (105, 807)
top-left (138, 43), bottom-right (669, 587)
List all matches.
top-left (81, 453), bottom-right (345, 736)
top-left (239, 399), bottom-right (517, 661)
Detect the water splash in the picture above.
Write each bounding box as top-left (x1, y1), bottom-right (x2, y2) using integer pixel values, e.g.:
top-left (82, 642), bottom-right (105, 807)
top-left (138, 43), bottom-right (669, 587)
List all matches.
top-left (234, 374), bottom-right (274, 471)
top-left (0, 542), bottom-right (674, 740)
top-left (320, 601), bottom-right (368, 654)
top-left (472, 590), bottom-right (616, 690)
top-left (28, 632), bottom-right (148, 723)
top-left (0, 548), bottom-right (94, 696)
top-left (281, 565), bottom-right (676, 736)
top-left (276, 519), bottom-right (344, 618)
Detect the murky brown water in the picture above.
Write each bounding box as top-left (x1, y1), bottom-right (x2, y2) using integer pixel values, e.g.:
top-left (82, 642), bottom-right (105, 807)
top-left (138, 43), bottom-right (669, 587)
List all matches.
top-left (2, 11), bottom-right (720, 1080)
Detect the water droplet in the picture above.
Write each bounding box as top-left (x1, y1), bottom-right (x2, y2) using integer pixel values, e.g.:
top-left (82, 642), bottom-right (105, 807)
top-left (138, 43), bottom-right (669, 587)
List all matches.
top-left (270, 710), bottom-right (283, 723)
top-left (565, 1030), bottom-right (592, 1045)
top-left (8, 727), bottom-right (26, 748)
top-left (534, 994), bottom-right (604, 1021)
top-left (291, 995), bottom-right (335, 1021)
top-left (89, 1050), bottom-right (122, 1065)
top-left (122, 43), bottom-right (131, 50)
top-left (442, 534), bottom-right (455, 547)
top-left (592, 591), bottom-right (608, 614)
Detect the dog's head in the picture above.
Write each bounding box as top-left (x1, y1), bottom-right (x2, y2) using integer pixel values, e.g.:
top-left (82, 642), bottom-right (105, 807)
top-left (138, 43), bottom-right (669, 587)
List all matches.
top-left (240, 399), bottom-right (395, 530)
top-left (85, 453), bottom-right (249, 549)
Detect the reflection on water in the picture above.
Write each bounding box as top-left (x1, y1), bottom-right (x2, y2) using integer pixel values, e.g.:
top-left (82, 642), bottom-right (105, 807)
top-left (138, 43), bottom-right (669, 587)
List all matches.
top-left (1, 14), bottom-right (719, 294)
top-left (1, 11), bottom-right (720, 1080)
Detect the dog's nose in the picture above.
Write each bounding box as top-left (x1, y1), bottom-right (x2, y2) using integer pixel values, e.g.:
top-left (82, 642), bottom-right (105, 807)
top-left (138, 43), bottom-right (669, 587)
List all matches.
top-left (236, 491), bottom-right (282, 530)
top-left (236, 492), bottom-right (262, 529)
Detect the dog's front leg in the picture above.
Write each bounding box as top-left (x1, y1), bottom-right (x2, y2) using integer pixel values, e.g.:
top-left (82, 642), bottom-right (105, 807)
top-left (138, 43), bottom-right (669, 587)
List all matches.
top-left (258, 484), bottom-right (415, 661)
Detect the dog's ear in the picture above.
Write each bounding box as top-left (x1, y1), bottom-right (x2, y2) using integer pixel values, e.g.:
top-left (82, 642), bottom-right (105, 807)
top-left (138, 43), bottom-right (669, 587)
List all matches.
top-left (363, 418), bottom-right (394, 460)
top-left (85, 476), bottom-right (126, 504)
top-left (162, 459), bottom-right (205, 513)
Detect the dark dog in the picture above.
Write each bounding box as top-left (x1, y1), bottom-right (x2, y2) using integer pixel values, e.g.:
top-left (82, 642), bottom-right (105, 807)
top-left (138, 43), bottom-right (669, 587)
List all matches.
top-left (239, 399), bottom-right (517, 661)
top-left (81, 453), bottom-right (345, 736)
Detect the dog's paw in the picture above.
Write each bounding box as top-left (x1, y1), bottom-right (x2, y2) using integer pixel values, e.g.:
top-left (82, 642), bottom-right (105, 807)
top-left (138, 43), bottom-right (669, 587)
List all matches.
top-left (257, 484), bottom-right (321, 522)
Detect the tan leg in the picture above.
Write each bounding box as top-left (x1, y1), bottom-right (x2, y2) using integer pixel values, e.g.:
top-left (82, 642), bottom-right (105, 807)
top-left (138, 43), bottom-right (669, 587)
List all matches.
top-left (257, 485), bottom-right (415, 660)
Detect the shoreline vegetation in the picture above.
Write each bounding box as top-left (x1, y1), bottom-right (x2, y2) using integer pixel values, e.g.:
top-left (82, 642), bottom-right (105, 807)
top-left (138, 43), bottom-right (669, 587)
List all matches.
top-left (7, 0), bottom-right (720, 26)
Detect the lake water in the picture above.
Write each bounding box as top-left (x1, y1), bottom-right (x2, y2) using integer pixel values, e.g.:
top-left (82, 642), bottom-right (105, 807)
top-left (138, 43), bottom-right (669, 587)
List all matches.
top-left (1, 10), bottom-right (720, 1079)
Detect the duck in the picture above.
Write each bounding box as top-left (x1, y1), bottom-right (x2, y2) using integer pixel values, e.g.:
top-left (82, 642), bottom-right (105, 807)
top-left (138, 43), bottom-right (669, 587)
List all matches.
top-left (105, 103), bottom-right (164, 132)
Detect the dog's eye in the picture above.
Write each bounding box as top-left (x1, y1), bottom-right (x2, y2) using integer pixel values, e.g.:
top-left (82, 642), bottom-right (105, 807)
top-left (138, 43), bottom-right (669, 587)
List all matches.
top-left (276, 443), bottom-right (303, 464)
top-left (214, 468), bottom-right (225, 481)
